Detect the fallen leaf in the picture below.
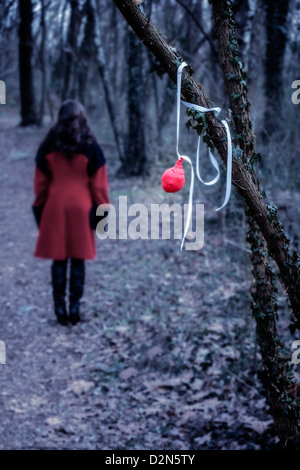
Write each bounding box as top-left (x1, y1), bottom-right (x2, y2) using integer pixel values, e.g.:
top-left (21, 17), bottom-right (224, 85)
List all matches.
top-left (65, 380), bottom-right (94, 394)
top-left (119, 367), bottom-right (138, 380)
top-left (46, 416), bottom-right (62, 427)
top-left (243, 416), bottom-right (273, 435)
top-left (147, 346), bottom-right (163, 360)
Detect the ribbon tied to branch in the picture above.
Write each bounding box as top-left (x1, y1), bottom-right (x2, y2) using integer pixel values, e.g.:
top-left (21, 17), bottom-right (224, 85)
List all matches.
top-left (161, 61), bottom-right (232, 250)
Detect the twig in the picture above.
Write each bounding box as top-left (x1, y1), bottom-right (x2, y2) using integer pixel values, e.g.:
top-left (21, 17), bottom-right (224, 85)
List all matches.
top-left (226, 368), bottom-right (258, 392)
top-left (145, 0), bottom-right (153, 28)
top-left (174, 0), bottom-right (218, 59)
top-left (224, 238), bottom-right (251, 254)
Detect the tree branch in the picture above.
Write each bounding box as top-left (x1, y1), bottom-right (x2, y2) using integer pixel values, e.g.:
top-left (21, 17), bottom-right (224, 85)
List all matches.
top-left (174, 0), bottom-right (218, 60)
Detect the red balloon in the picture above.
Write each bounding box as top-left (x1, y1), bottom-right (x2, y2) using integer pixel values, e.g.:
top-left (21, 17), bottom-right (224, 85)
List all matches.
top-left (161, 158), bottom-right (185, 193)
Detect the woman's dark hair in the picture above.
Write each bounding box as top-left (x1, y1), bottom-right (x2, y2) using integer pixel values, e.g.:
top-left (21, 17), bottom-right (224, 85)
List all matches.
top-left (41, 100), bottom-right (95, 159)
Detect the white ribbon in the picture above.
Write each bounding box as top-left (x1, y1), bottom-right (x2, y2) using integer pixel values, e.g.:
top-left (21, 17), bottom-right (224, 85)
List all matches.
top-left (195, 138), bottom-right (220, 186)
top-left (175, 62), bottom-right (232, 249)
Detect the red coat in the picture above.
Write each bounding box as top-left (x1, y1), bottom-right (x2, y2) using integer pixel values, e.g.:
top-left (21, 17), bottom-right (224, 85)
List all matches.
top-left (33, 141), bottom-right (109, 260)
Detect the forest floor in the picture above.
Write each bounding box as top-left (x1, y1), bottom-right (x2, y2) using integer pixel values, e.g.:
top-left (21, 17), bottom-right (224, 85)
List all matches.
top-left (0, 112), bottom-right (298, 450)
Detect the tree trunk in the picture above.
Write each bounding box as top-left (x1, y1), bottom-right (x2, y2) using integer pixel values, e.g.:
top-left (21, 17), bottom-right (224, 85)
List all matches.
top-left (62, 0), bottom-right (81, 101)
top-left (119, 27), bottom-right (147, 177)
top-left (213, 0), bottom-right (299, 447)
top-left (263, 0), bottom-right (289, 138)
top-left (51, 0), bottom-right (68, 97)
top-left (247, 216), bottom-right (299, 449)
top-left (18, 0), bottom-right (38, 126)
top-left (233, 0), bottom-right (257, 73)
top-left (112, 0), bottom-right (300, 330)
top-left (111, 1), bottom-right (120, 93)
top-left (38, 0), bottom-right (46, 126)
top-left (212, 0), bottom-right (300, 332)
top-left (78, 0), bottom-right (95, 105)
top-left (91, 0), bottom-right (125, 163)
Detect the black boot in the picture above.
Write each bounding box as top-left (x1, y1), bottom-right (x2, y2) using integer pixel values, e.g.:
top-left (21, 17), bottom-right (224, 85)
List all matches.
top-left (69, 258), bottom-right (85, 325)
top-left (51, 260), bottom-right (68, 326)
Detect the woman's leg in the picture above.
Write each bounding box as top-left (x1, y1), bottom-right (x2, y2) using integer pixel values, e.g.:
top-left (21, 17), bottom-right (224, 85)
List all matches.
top-left (51, 259), bottom-right (68, 325)
top-left (69, 258), bottom-right (85, 325)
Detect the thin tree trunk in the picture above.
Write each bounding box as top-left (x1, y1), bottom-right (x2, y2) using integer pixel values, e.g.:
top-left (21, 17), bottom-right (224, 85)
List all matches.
top-left (119, 27), bottom-right (147, 177)
top-left (151, 72), bottom-right (163, 158)
top-left (91, 0), bottom-right (125, 163)
top-left (152, 72), bottom-right (176, 160)
top-left (264, 0), bottom-right (289, 138)
top-left (47, 90), bottom-right (54, 122)
top-left (112, 0), bottom-right (300, 328)
top-left (111, 2), bottom-right (119, 93)
top-left (78, 0), bottom-right (95, 105)
top-left (62, 0), bottom-right (81, 101)
top-left (18, 0), bottom-right (38, 126)
top-left (234, 0), bottom-right (257, 73)
top-left (38, 0), bottom-right (46, 126)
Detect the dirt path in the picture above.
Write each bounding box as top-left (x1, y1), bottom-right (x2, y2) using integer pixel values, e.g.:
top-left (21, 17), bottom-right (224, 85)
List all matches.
top-left (0, 116), bottom-right (277, 449)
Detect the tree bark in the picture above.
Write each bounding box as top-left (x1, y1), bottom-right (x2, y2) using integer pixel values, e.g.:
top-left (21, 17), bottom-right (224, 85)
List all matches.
top-left (111, 0), bottom-right (300, 329)
top-left (18, 0), bottom-right (38, 126)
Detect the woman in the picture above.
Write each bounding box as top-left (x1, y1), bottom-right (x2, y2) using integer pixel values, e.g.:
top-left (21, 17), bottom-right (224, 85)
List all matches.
top-left (32, 100), bottom-right (109, 326)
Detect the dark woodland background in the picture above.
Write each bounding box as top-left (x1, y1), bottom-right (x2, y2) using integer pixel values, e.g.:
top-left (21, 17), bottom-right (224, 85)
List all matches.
top-left (0, 0), bottom-right (300, 450)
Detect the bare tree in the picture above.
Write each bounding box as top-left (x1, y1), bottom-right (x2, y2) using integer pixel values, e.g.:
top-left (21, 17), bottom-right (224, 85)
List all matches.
top-left (18, 0), bottom-right (38, 126)
top-left (263, 0), bottom-right (290, 138)
top-left (119, 27), bottom-right (147, 177)
top-left (233, 0), bottom-right (257, 73)
top-left (38, 0), bottom-right (47, 126)
top-left (91, 0), bottom-right (125, 163)
top-left (62, 0), bottom-right (81, 101)
top-left (78, 0), bottom-right (95, 105)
